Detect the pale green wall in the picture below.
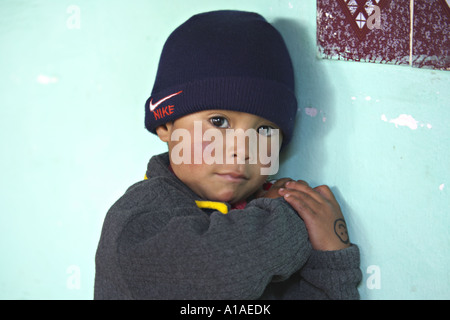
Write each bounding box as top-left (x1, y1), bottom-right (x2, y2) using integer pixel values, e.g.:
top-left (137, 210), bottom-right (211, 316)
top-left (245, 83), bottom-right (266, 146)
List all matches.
top-left (0, 0), bottom-right (448, 299)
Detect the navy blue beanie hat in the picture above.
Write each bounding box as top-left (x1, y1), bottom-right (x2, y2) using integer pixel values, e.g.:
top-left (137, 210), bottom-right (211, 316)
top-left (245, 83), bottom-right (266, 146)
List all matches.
top-left (145, 10), bottom-right (297, 145)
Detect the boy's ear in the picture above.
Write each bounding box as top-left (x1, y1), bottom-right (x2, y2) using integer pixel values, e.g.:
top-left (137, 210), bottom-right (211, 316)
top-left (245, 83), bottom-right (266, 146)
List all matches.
top-left (155, 122), bottom-right (173, 143)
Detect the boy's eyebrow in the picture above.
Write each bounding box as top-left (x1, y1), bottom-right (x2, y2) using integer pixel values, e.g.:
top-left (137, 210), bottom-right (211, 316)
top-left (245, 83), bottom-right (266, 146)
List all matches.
top-left (205, 111), bottom-right (229, 116)
top-left (204, 110), bottom-right (230, 116)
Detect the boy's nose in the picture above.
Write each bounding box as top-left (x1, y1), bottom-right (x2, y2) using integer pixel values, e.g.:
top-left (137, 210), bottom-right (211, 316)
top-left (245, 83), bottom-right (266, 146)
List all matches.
top-left (232, 151), bottom-right (250, 162)
top-left (226, 145), bottom-right (249, 164)
top-left (225, 131), bottom-right (255, 164)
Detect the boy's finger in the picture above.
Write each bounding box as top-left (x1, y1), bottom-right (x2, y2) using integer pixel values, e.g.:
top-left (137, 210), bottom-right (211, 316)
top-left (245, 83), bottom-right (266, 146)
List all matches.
top-left (284, 180), bottom-right (324, 204)
top-left (279, 187), bottom-right (321, 214)
top-left (283, 193), bottom-right (315, 219)
top-left (272, 178), bottom-right (294, 188)
top-left (313, 185), bottom-right (337, 202)
top-left (294, 180), bottom-right (309, 186)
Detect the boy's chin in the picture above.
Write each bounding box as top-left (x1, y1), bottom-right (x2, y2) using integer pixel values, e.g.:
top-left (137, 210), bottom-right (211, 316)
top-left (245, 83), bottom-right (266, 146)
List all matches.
top-left (211, 193), bottom-right (240, 204)
top-left (209, 189), bottom-right (252, 205)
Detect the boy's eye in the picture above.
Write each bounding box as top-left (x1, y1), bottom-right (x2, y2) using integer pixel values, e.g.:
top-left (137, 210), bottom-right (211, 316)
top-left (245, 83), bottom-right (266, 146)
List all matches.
top-left (258, 125), bottom-right (276, 137)
top-left (209, 116), bottom-right (229, 128)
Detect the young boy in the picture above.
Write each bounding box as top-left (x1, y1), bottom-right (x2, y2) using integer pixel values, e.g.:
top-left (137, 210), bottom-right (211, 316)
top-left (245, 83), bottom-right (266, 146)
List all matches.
top-left (94, 10), bottom-right (361, 300)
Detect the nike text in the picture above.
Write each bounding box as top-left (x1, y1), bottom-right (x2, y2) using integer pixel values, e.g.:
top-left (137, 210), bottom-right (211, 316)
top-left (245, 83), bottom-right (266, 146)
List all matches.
top-left (153, 105), bottom-right (174, 120)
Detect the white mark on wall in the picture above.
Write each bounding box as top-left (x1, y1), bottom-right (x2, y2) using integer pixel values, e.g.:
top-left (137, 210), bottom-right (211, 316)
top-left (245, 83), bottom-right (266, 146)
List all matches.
top-left (350, 95), bottom-right (379, 102)
top-left (36, 74), bottom-right (59, 85)
top-left (381, 114), bottom-right (432, 130)
top-left (304, 108), bottom-right (327, 122)
top-left (288, 2), bottom-right (294, 9)
top-left (66, 265), bottom-right (81, 290)
top-left (366, 265), bottom-right (381, 290)
top-left (389, 114), bottom-right (418, 130)
top-left (305, 107), bottom-right (318, 117)
top-left (439, 184), bottom-right (445, 191)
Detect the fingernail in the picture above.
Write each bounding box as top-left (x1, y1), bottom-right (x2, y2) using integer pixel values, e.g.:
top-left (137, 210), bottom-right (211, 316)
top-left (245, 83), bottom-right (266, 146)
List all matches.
top-left (279, 188), bottom-right (285, 192)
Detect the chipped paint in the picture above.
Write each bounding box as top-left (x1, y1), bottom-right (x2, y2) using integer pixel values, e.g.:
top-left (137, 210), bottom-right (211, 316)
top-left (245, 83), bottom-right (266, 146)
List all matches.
top-left (37, 74), bottom-right (58, 84)
top-left (389, 114), bottom-right (418, 130)
top-left (305, 107), bottom-right (318, 117)
top-left (381, 114), bottom-right (432, 130)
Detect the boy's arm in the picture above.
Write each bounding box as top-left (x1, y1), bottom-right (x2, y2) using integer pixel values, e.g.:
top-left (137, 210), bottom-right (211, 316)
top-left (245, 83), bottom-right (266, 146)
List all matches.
top-left (298, 245), bottom-right (362, 299)
top-left (260, 245), bottom-right (361, 300)
top-left (260, 179), bottom-right (362, 299)
top-left (105, 179), bottom-right (312, 300)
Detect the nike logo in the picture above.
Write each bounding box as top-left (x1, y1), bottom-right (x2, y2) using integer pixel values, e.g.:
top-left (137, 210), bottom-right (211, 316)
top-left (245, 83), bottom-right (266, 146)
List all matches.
top-left (149, 91), bottom-right (183, 112)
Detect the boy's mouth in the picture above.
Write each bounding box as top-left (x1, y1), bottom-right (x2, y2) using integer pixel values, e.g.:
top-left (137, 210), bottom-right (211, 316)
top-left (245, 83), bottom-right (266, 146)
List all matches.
top-left (215, 172), bottom-right (249, 182)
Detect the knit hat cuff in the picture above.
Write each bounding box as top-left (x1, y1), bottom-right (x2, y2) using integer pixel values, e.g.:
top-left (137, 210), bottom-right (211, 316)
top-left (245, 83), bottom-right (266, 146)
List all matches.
top-left (145, 77), bottom-right (297, 144)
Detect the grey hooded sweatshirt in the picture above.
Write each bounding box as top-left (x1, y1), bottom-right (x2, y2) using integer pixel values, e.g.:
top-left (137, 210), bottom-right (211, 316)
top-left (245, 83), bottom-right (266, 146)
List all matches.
top-left (94, 152), bottom-right (361, 299)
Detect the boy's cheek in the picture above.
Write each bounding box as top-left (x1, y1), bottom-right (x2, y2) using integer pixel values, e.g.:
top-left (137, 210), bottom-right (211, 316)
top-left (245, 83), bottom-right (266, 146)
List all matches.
top-left (168, 126), bottom-right (281, 174)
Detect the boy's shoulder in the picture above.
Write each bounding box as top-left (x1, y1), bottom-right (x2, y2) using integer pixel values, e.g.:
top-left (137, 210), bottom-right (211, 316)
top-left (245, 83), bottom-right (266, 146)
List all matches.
top-left (110, 152), bottom-right (196, 212)
top-left (97, 154), bottom-right (202, 254)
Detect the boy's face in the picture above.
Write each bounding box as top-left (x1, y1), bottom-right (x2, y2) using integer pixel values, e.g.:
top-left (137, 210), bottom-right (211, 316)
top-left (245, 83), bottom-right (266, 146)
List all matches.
top-left (156, 110), bottom-right (283, 204)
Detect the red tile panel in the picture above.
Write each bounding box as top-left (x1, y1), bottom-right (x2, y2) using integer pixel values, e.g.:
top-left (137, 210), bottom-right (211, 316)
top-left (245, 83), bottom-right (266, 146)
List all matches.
top-left (318, 0), bottom-right (449, 70)
top-left (318, 0), bottom-right (410, 65)
top-left (412, 0), bottom-right (450, 70)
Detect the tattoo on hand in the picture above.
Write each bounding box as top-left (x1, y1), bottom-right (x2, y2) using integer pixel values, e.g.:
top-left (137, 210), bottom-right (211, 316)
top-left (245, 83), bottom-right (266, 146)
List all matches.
top-left (334, 219), bottom-right (349, 244)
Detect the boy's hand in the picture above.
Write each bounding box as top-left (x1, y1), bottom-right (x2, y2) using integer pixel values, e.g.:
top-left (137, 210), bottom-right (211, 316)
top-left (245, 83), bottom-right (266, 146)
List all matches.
top-left (256, 178), bottom-right (294, 199)
top-left (278, 180), bottom-right (351, 251)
